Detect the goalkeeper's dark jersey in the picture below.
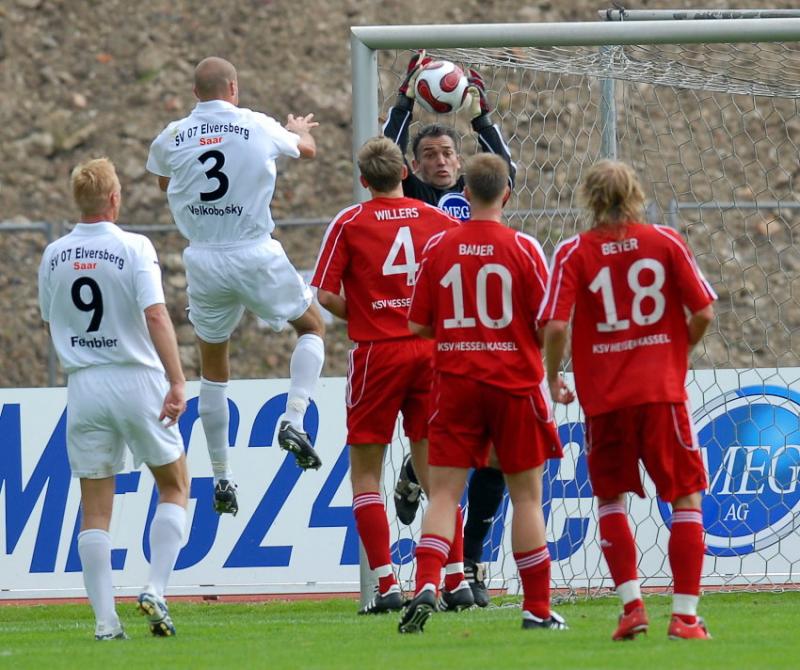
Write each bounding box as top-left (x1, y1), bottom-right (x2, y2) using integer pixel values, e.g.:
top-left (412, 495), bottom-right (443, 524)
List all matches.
top-left (382, 98), bottom-right (516, 219)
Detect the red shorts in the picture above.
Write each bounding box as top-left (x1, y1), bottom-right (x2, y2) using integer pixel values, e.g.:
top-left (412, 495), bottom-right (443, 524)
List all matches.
top-left (346, 338), bottom-right (433, 445)
top-left (427, 372), bottom-right (563, 474)
top-left (585, 402), bottom-right (708, 503)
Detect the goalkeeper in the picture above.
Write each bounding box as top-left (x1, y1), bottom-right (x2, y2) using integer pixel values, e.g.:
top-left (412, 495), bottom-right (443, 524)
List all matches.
top-left (383, 51), bottom-right (516, 607)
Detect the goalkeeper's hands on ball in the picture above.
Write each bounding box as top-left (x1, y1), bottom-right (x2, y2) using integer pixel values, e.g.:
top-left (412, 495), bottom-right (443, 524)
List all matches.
top-left (396, 50), bottom-right (431, 108)
top-left (466, 68), bottom-right (493, 129)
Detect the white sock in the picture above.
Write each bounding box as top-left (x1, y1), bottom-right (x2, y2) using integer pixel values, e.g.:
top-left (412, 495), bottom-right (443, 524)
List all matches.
top-left (617, 579), bottom-right (642, 606)
top-left (199, 378), bottom-right (232, 482)
top-left (672, 593), bottom-right (699, 617)
top-left (285, 334), bottom-right (324, 429)
top-left (147, 503), bottom-right (186, 598)
top-left (78, 529), bottom-right (119, 629)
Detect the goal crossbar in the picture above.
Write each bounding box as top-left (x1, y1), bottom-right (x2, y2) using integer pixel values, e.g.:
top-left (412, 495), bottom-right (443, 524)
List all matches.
top-left (351, 18), bottom-right (800, 49)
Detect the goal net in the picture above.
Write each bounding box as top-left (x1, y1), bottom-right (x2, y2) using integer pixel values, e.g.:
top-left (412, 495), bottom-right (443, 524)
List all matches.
top-left (351, 16), bottom-right (800, 599)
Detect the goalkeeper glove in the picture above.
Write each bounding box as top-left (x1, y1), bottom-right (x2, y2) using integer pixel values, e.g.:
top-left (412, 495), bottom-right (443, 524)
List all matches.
top-left (466, 68), bottom-right (492, 122)
top-left (397, 50), bottom-right (431, 101)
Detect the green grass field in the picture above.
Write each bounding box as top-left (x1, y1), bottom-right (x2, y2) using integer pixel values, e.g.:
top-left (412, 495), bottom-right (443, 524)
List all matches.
top-left (0, 592), bottom-right (795, 670)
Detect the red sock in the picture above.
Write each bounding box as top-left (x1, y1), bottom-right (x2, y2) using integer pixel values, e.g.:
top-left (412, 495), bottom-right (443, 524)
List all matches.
top-left (669, 508), bottom-right (704, 625)
top-left (353, 493), bottom-right (396, 593)
top-left (415, 534), bottom-right (450, 596)
top-left (598, 502), bottom-right (642, 614)
top-left (515, 546), bottom-right (550, 619)
top-left (444, 507), bottom-right (465, 591)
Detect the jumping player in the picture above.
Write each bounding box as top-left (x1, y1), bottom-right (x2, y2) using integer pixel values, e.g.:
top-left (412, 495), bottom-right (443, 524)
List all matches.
top-left (399, 154), bottom-right (566, 633)
top-left (312, 137), bottom-right (472, 614)
top-left (147, 57), bottom-right (326, 516)
top-left (541, 159), bottom-right (716, 641)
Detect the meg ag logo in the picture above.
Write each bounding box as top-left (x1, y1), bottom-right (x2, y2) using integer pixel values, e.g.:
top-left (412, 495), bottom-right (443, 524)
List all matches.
top-left (685, 385), bottom-right (800, 557)
top-left (437, 191), bottom-right (470, 222)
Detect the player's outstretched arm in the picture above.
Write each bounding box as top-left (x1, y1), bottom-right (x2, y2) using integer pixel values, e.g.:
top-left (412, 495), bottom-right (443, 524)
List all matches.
top-left (687, 304), bottom-right (715, 350)
top-left (145, 303), bottom-right (187, 427)
top-left (465, 67), bottom-right (517, 186)
top-left (383, 51), bottom-right (430, 153)
top-left (317, 288), bottom-right (346, 320)
top-left (285, 113), bottom-right (319, 159)
top-left (543, 320), bottom-right (575, 405)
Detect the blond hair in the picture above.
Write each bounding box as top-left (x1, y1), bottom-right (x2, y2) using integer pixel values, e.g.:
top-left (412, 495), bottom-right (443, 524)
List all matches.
top-left (357, 137), bottom-right (405, 192)
top-left (578, 160), bottom-right (645, 227)
top-left (71, 158), bottom-right (120, 218)
top-left (464, 154), bottom-right (509, 205)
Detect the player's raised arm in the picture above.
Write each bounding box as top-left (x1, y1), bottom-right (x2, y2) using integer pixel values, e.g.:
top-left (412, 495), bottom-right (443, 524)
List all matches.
top-left (382, 51), bottom-right (430, 154)
top-left (465, 67), bottom-right (516, 186)
top-left (285, 113), bottom-right (318, 158)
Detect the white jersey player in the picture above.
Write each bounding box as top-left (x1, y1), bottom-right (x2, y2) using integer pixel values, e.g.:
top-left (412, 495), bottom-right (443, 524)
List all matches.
top-left (146, 57), bottom-right (326, 515)
top-left (38, 157), bottom-right (188, 640)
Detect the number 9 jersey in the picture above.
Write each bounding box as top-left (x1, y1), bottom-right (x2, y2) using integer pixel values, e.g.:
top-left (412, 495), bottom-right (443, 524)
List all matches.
top-left (146, 100), bottom-right (301, 245)
top-left (538, 222), bottom-right (717, 417)
top-left (38, 222), bottom-right (167, 375)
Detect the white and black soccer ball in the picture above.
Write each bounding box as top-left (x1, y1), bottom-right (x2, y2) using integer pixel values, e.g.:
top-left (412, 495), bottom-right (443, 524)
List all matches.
top-left (414, 60), bottom-right (469, 114)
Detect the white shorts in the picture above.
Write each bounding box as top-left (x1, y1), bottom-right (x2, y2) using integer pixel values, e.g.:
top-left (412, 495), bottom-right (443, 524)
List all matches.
top-left (67, 364), bottom-right (184, 479)
top-left (184, 237), bottom-right (313, 343)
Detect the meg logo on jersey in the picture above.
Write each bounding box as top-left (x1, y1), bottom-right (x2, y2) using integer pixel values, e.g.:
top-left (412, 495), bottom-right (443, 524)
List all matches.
top-left (437, 192), bottom-right (471, 222)
top-left (660, 385), bottom-right (800, 557)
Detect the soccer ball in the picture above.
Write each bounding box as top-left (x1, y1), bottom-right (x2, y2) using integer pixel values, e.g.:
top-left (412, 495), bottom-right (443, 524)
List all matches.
top-left (414, 60), bottom-right (469, 114)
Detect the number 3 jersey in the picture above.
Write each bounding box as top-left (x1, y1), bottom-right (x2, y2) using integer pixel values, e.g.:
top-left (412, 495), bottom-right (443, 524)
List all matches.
top-left (538, 222), bottom-right (717, 417)
top-left (146, 100), bottom-right (301, 245)
top-left (408, 220), bottom-right (551, 395)
top-left (311, 197), bottom-right (458, 343)
top-left (38, 222), bottom-right (167, 375)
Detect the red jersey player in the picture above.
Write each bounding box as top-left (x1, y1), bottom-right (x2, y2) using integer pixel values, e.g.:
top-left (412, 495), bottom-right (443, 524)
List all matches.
top-left (312, 137), bottom-right (463, 615)
top-left (541, 159), bottom-right (716, 641)
top-left (399, 154), bottom-right (565, 634)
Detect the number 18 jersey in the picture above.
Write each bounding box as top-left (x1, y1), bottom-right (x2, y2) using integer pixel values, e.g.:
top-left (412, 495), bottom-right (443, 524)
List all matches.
top-left (146, 100), bottom-right (301, 245)
top-left (38, 222), bottom-right (166, 375)
top-left (539, 222), bottom-right (717, 417)
top-left (311, 197), bottom-right (458, 342)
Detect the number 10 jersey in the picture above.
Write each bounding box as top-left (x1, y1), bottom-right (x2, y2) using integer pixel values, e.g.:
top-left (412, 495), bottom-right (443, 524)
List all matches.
top-left (146, 100), bottom-right (301, 245)
top-left (38, 222), bottom-right (166, 375)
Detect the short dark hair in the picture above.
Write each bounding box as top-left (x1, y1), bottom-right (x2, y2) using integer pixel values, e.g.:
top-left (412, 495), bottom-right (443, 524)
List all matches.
top-left (357, 137), bottom-right (404, 192)
top-left (411, 124), bottom-right (461, 159)
top-left (464, 154), bottom-right (509, 205)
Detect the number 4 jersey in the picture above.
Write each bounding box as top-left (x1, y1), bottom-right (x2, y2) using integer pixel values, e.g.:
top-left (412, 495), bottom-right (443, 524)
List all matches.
top-left (311, 197), bottom-right (458, 342)
top-left (38, 222), bottom-right (167, 374)
top-left (408, 220), bottom-right (551, 395)
top-left (146, 100), bottom-right (301, 245)
top-left (539, 222), bottom-right (717, 417)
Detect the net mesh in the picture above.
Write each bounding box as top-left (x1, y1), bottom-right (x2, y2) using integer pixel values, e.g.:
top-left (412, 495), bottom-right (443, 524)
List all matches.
top-left (376, 41), bottom-right (800, 597)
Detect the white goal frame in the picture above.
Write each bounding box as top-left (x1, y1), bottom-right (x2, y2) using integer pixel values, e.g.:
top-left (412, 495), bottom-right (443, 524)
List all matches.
top-left (348, 17), bottom-right (800, 605)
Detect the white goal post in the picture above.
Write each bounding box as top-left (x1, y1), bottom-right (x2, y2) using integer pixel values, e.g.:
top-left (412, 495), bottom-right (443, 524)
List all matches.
top-left (349, 16), bottom-right (800, 604)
